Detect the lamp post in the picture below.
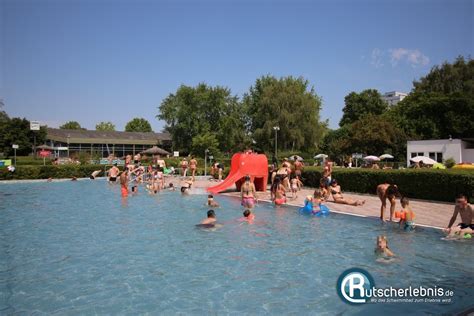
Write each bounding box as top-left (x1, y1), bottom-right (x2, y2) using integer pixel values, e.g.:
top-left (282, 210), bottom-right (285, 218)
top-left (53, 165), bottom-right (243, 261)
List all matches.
top-left (204, 149), bottom-right (209, 177)
top-left (273, 126), bottom-right (280, 160)
top-left (67, 134), bottom-right (70, 158)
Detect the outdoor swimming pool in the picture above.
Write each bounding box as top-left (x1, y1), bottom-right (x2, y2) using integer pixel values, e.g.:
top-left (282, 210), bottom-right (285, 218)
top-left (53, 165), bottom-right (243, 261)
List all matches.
top-left (1, 180), bottom-right (473, 315)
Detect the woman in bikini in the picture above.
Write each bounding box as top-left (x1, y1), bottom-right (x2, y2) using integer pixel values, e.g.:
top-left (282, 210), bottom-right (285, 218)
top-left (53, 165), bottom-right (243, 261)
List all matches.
top-left (241, 175), bottom-right (257, 209)
top-left (273, 177), bottom-right (287, 205)
top-left (189, 156), bottom-right (197, 181)
top-left (329, 179), bottom-right (365, 206)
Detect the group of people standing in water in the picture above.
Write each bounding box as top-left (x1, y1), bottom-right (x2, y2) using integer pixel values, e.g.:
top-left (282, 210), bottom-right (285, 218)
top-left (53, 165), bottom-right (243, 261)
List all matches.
top-left (100, 153), bottom-right (473, 242)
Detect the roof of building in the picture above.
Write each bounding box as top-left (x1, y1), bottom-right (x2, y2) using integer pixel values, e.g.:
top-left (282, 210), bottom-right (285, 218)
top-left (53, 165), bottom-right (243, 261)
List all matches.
top-left (46, 128), bottom-right (171, 145)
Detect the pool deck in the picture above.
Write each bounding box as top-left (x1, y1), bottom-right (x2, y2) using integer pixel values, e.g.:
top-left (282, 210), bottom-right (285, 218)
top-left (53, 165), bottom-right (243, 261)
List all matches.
top-left (1, 176), bottom-right (455, 230)
top-left (188, 177), bottom-right (454, 230)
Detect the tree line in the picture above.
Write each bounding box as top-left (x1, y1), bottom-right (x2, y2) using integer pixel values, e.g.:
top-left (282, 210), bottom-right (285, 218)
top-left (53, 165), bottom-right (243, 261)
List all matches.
top-left (321, 56), bottom-right (473, 163)
top-left (1, 56), bottom-right (472, 160)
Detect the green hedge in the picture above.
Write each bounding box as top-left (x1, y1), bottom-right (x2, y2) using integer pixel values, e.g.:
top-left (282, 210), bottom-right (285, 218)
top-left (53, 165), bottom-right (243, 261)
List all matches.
top-left (301, 167), bottom-right (474, 203)
top-left (0, 165), bottom-right (230, 180)
top-left (0, 165), bottom-right (108, 180)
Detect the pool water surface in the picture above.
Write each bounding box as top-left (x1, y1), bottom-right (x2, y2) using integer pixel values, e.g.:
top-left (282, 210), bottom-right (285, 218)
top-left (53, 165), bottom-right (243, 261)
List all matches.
top-left (0, 180), bottom-right (473, 314)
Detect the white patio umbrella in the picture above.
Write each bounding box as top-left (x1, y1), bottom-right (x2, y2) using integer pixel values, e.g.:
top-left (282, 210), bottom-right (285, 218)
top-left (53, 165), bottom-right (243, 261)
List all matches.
top-left (410, 156), bottom-right (437, 165)
top-left (289, 155), bottom-right (304, 161)
top-left (379, 154), bottom-right (394, 160)
top-left (363, 155), bottom-right (380, 161)
top-left (314, 154), bottom-right (328, 159)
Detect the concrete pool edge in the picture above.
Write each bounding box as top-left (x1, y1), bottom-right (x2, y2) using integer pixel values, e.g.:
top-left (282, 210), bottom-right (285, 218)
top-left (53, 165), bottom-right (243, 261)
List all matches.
top-left (221, 193), bottom-right (446, 231)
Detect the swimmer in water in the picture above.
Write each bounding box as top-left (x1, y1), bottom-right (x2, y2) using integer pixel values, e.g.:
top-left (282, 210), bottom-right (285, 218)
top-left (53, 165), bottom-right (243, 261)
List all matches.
top-left (207, 194), bottom-right (220, 207)
top-left (240, 209), bottom-right (255, 223)
top-left (168, 183), bottom-right (175, 191)
top-left (196, 210), bottom-right (217, 228)
top-left (374, 235), bottom-right (394, 258)
top-left (398, 197), bottom-right (415, 231)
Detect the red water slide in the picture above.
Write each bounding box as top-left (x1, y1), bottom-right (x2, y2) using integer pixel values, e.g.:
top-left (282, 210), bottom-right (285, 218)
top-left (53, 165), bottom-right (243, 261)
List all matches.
top-left (207, 153), bottom-right (268, 194)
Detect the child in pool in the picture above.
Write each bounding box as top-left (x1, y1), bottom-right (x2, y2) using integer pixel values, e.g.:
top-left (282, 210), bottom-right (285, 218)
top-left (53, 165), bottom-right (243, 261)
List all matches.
top-left (398, 197), bottom-right (415, 231)
top-left (311, 189), bottom-right (327, 215)
top-left (240, 209), bottom-right (255, 222)
top-left (207, 194), bottom-right (220, 207)
top-left (375, 235), bottom-right (394, 257)
top-left (290, 175), bottom-right (299, 199)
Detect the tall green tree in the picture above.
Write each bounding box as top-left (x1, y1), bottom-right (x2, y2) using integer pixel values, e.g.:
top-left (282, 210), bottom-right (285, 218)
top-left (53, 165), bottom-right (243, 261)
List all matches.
top-left (1, 118), bottom-right (47, 156)
top-left (95, 121), bottom-right (116, 131)
top-left (158, 83), bottom-right (250, 155)
top-left (191, 132), bottom-right (220, 157)
top-left (339, 89), bottom-right (388, 126)
top-left (243, 75), bottom-right (324, 153)
top-left (321, 116), bottom-right (406, 161)
top-left (125, 118), bottom-right (152, 132)
top-left (388, 56), bottom-right (474, 139)
top-left (59, 121), bottom-right (83, 130)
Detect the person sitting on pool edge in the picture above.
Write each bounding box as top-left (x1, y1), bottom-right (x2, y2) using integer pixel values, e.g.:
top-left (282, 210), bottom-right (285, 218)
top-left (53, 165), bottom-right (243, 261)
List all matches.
top-left (197, 209), bottom-right (217, 228)
top-left (207, 194), bottom-right (220, 207)
top-left (329, 179), bottom-right (365, 206)
top-left (445, 193), bottom-right (474, 238)
top-left (375, 235), bottom-right (394, 258)
top-left (397, 197), bottom-right (415, 231)
top-left (377, 183), bottom-right (400, 222)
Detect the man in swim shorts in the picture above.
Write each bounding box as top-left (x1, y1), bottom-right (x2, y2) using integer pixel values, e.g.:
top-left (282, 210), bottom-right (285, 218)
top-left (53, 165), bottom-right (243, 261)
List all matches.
top-left (294, 157), bottom-right (304, 177)
top-left (108, 163), bottom-right (120, 183)
top-left (445, 193), bottom-right (474, 237)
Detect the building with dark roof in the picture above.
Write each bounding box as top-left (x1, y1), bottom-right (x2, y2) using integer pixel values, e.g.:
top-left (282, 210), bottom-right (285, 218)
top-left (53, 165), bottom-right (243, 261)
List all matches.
top-left (45, 128), bottom-right (172, 157)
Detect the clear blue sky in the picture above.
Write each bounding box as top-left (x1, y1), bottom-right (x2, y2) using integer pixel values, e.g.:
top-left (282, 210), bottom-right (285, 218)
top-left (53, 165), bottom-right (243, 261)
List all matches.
top-left (1, 0), bottom-right (472, 131)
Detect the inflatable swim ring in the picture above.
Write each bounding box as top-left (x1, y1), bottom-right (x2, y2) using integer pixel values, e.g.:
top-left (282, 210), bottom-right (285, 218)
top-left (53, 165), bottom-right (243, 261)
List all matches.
top-left (299, 200), bottom-right (314, 214)
top-left (314, 204), bottom-right (330, 217)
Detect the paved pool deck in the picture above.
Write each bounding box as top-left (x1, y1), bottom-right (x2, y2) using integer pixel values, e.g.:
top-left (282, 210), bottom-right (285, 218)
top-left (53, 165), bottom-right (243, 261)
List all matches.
top-left (1, 176), bottom-right (456, 230)
top-left (187, 177), bottom-right (455, 230)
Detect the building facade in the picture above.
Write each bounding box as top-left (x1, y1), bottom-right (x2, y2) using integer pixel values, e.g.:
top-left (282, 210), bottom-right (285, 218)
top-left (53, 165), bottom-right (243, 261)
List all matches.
top-left (45, 128), bottom-right (172, 158)
top-left (406, 139), bottom-right (474, 166)
top-left (382, 91), bottom-right (408, 106)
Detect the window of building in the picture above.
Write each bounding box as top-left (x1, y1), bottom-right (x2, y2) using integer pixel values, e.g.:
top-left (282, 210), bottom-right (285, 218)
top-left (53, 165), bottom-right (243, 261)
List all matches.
top-left (429, 152), bottom-right (436, 160)
top-left (436, 152), bottom-right (443, 163)
top-left (411, 152), bottom-right (424, 158)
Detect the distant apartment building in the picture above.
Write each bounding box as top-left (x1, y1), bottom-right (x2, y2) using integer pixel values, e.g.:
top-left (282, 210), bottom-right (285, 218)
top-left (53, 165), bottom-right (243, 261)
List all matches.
top-left (382, 91), bottom-right (408, 106)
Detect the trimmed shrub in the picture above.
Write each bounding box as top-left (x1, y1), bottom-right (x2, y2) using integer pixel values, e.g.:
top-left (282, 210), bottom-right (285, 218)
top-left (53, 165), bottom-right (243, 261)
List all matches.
top-left (301, 167), bottom-right (474, 203)
top-left (0, 165), bottom-right (108, 180)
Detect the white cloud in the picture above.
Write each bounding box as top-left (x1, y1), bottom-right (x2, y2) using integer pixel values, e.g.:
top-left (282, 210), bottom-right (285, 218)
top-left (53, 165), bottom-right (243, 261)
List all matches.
top-left (370, 48), bottom-right (384, 68)
top-left (367, 48), bottom-right (430, 68)
top-left (389, 48), bottom-right (430, 67)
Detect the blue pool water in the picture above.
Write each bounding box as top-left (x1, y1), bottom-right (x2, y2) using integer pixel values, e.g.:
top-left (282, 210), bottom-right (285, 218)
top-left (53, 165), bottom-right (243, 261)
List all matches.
top-left (0, 180), bottom-right (473, 315)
